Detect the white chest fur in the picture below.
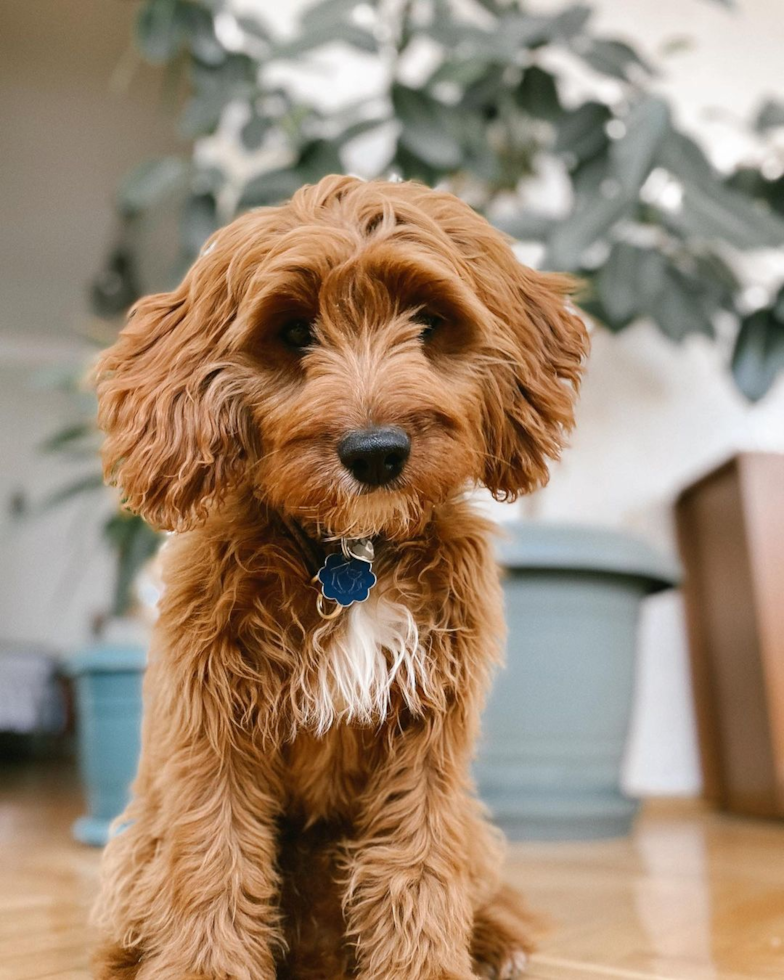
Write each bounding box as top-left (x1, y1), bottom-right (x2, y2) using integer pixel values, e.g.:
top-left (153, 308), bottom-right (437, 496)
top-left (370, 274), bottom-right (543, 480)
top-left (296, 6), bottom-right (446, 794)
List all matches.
top-left (306, 593), bottom-right (428, 735)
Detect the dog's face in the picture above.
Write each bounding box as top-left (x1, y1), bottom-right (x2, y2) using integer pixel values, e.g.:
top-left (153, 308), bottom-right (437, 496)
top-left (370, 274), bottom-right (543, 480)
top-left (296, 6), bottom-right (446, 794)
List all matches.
top-left (97, 176), bottom-right (587, 539)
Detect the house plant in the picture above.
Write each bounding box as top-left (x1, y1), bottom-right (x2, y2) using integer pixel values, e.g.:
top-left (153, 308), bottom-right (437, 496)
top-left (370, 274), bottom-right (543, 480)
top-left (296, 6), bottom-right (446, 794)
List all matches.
top-left (51, 0), bottom-right (784, 841)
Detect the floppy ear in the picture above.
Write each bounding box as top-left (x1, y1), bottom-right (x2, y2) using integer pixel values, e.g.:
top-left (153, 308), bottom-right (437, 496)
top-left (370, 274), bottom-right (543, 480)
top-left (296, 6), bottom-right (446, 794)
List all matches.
top-left (95, 221), bottom-right (263, 531)
top-left (431, 199), bottom-right (588, 499)
top-left (478, 256), bottom-right (588, 499)
top-left (400, 186), bottom-right (588, 497)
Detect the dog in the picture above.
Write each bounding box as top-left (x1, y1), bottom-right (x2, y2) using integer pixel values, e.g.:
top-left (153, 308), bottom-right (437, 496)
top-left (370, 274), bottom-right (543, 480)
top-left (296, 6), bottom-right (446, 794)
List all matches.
top-left (93, 174), bottom-right (587, 980)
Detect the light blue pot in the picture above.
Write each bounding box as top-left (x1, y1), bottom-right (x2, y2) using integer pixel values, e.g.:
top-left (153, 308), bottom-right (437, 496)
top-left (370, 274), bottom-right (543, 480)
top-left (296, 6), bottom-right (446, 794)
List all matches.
top-left (476, 523), bottom-right (679, 841)
top-left (64, 644), bottom-right (146, 846)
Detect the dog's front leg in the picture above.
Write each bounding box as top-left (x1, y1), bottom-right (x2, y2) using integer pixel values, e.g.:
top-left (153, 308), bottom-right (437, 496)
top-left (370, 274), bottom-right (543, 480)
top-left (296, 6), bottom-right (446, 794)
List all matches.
top-left (345, 712), bottom-right (480, 980)
top-left (94, 660), bottom-right (284, 980)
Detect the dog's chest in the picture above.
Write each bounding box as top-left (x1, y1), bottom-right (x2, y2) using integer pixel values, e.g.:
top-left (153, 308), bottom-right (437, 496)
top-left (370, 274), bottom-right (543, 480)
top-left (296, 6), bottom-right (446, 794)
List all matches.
top-left (304, 593), bottom-right (428, 735)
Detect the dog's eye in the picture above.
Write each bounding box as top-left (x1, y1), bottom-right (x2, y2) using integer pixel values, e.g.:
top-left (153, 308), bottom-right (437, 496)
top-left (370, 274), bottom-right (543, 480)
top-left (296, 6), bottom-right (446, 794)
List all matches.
top-left (280, 318), bottom-right (315, 350)
top-left (413, 311), bottom-right (443, 341)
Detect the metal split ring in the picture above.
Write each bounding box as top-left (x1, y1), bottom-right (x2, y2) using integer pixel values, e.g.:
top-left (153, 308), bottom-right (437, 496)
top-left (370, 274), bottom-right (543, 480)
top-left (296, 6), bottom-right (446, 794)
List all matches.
top-left (316, 592), bottom-right (344, 620)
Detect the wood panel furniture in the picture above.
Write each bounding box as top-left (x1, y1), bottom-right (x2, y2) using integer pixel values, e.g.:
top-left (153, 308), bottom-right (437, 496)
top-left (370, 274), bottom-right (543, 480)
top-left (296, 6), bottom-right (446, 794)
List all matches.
top-left (676, 452), bottom-right (784, 817)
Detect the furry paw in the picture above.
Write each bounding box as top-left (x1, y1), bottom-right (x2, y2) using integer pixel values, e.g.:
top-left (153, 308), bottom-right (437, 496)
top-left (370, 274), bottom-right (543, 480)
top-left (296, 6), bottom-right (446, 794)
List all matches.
top-left (471, 885), bottom-right (538, 980)
top-left (473, 948), bottom-right (528, 979)
top-left (91, 941), bottom-right (143, 980)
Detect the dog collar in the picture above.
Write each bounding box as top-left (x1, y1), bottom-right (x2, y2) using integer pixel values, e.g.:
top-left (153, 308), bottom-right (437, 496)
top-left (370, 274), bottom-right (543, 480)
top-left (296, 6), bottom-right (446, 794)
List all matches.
top-left (276, 514), bottom-right (378, 620)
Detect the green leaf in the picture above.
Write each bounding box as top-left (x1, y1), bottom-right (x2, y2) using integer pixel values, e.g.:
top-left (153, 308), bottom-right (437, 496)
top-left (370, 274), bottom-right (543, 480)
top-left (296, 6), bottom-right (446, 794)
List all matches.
top-left (429, 6), bottom-right (591, 61)
top-left (691, 249), bottom-right (741, 311)
top-left (517, 67), bottom-right (562, 121)
top-left (181, 54), bottom-right (258, 137)
top-left (104, 513), bottom-right (162, 616)
top-left (180, 3), bottom-right (224, 65)
top-left (393, 84), bottom-right (463, 170)
top-left (576, 291), bottom-right (626, 332)
top-left (755, 99), bottom-right (784, 132)
top-left (39, 423), bottom-right (97, 455)
top-left (732, 305), bottom-right (784, 401)
top-left (495, 210), bottom-right (557, 241)
top-left (236, 14), bottom-right (270, 40)
top-left (555, 101), bottom-right (611, 165)
top-left (118, 157), bottom-right (187, 215)
top-left (551, 4), bottom-right (593, 39)
top-left (180, 90), bottom-right (225, 137)
top-left (91, 247), bottom-right (141, 318)
top-left (241, 111), bottom-right (268, 150)
top-left (673, 177), bottom-right (784, 250)
top-left (545, 189), bottom-right (633, 270)
top-left (393, 142), bottom-right (442, 185)
top-left (300, 0), bottom-right (361, 31)
top-left (274, 22), bottom-right (377, 58)
top-left (774, 286), bottom-right (784, 321)
top-left (577, 38), bottom-right (654, 81)
top-left (729, 168), bottom-right (784, 217)
top-left (238, 168), bottom-right (304, 209)
top-left (336, 23), bottom-right (379, 53)
top-left (461, 112), bottom-right (504, 182)
top-left (727, 166), bottom-right (767, 198)
top-left (39, 474), bottom-right (106, 512)
top-left (136, 0), bottom-right (182, 64)
top-left (459, 64), bottom-right (507, 114)
top-left (428, 57), bottom-right (497, 91)
top-left (571, 148), bottom-right (613, 197)
top-left (597, 243), bottom-right (665, 323)
top-left (427, 8), bottom-right (493, 51)
top-left (192, 164), bottom-right (226, 195)
top-left (469, 0), bottom-right (503, 14)
top-left (202, 51), bottom-right (257, 88)
top-left (657, 130), bottom-right (714, 184)
top-left (296, 138), bottom-right (344, 182)
top-left (334, 116), bottom-right (386, 147)
top-left (137, 0), bottom-right (225, 65)
top-left (610, 96), bottom-right (670, 193)
top-left (180, 192), bottom-right (217, 257)
top-left (648, 267), bottom-right (715, 341)
top-left (508, 5), bottom-right (592, 49)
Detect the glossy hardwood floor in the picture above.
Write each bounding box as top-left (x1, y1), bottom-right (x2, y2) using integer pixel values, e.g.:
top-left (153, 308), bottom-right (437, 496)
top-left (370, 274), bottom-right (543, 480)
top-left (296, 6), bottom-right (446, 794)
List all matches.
top-left (2, 762), bottom-right (784, 980)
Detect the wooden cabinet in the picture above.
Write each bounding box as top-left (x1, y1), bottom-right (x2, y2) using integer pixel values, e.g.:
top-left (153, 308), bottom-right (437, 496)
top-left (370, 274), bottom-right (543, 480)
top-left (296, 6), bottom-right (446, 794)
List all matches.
top-left (676, 453), bottom-right (784, 818)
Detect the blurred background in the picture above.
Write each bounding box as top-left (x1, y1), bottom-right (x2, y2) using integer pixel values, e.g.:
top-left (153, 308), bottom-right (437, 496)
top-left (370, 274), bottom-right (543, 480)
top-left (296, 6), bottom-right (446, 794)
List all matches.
top-left (2, 0), bottom-right (783, 844)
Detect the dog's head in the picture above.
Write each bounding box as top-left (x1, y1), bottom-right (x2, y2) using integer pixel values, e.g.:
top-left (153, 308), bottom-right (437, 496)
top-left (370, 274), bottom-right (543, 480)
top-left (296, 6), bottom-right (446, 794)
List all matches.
top-left (96, 176), bottom-right (588, 539)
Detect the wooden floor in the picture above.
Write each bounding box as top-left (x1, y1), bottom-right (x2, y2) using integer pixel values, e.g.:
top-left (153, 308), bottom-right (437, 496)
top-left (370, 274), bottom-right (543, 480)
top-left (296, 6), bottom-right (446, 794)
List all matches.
top-left (2, 763), bottom-right (784, 980)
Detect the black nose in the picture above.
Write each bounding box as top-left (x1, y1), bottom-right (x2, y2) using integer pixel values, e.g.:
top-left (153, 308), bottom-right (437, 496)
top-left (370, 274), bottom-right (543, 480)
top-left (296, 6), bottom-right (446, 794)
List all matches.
top-left (338, 426), bottom-right (411, 486)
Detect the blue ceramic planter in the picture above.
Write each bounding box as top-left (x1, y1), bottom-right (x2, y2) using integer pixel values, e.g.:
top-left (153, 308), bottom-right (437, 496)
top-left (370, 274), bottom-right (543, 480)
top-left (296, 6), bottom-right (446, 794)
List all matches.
top-left (476, 523), bottom-right (679, 841)
top-left (65, 644), bottom-right (146, 846)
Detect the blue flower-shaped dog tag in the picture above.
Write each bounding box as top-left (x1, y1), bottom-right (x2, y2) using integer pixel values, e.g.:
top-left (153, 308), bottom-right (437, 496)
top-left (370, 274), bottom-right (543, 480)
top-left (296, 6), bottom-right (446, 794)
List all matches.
top-left (317, 552), bottom-right (377, 608)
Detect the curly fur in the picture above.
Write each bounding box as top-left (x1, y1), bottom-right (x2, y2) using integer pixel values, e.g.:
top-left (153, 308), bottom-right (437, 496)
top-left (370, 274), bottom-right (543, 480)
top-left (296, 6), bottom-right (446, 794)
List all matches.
top-left (92, 175), bottom-right (587, 980)
top-left (304, 593), bottom-right (426, 736)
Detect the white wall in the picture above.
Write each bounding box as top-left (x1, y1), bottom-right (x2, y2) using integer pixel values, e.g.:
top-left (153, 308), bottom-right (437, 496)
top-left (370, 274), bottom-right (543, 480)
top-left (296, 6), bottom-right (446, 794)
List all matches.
top-left (0, 357), bottom-right (117, 651)
top-left (0, 0), bottom-right (179, 653)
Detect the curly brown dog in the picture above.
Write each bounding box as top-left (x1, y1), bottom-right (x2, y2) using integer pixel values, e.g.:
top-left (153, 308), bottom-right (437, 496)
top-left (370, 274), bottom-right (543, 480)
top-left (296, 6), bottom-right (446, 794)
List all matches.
top-left (93, 175), bottom-right (587, 980)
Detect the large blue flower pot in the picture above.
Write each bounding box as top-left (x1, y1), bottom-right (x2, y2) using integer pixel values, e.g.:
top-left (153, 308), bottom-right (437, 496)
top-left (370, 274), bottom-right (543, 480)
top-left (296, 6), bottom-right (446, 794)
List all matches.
top-left (476, 523), bottom-right (679, 841)
top-left (65, 644), bottom-right (146, 846)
